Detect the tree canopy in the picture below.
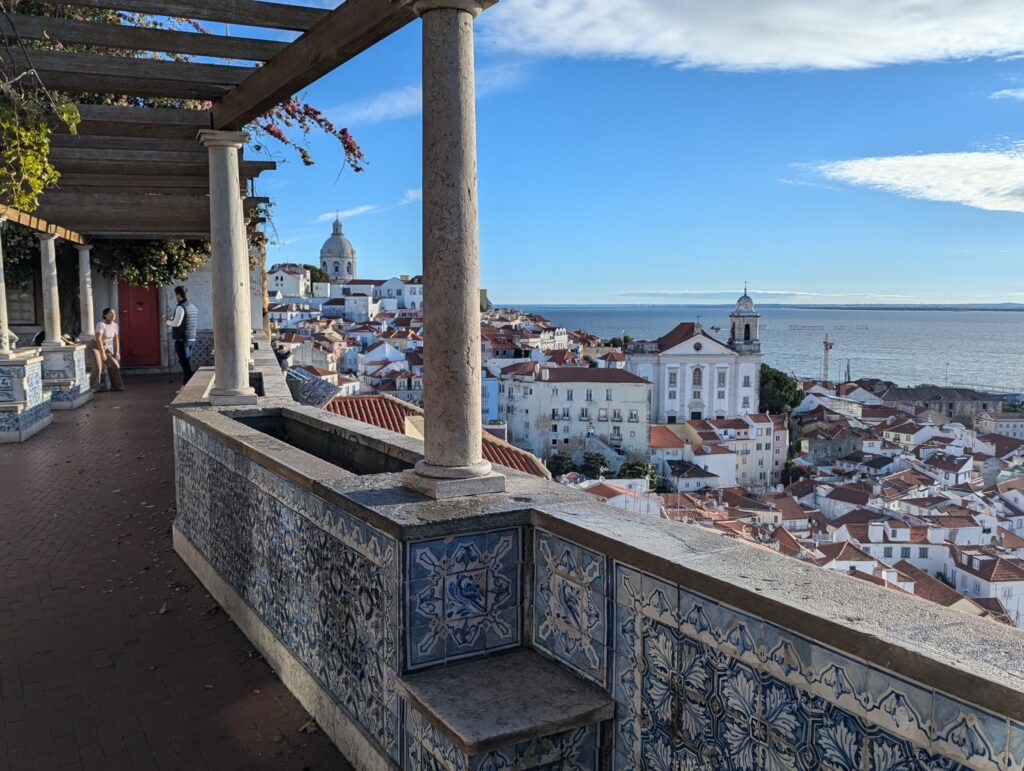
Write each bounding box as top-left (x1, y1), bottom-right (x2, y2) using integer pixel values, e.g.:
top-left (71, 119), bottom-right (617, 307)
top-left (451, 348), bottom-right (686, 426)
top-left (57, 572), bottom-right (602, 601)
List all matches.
top-left (759, 363), bottom-right (804, 414)
top-left (304, 264), bottom-right (330, 284)
top-left (546, 450), bottom-right (577, 477)
top-left (617, 460), bottom-right (658, 487)
top-left (581, 452), bottom-right (611, 479)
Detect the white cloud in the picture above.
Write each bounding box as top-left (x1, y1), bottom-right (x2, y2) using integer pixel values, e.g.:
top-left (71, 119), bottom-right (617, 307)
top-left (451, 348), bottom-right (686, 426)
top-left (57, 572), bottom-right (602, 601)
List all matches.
top-left (991, 88), bottom-right (1024, 100)
top-left (332, 63), bottom-right (525, 125)
top-left (316, 204), bottom-right (378, 222)
top-left (480, 1), bottom-right (1024, 71)
top-left (815, 144), bottom-right (1024, 212)
top-left (398, 188), bottom-right (422, 205)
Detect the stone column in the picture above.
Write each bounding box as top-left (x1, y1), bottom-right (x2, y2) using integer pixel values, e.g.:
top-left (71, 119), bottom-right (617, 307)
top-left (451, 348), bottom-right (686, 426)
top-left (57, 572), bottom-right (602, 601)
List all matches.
top-left (38, 233), bottom-right (62, 347)
top-left (404, 0), bottom-right (504, 498)
top-left (198, 129), bottom-right (257, 405)
top-left (0, 219), bottom-right (10, 358)
top-left (77, 245), bottom-right (95, 341)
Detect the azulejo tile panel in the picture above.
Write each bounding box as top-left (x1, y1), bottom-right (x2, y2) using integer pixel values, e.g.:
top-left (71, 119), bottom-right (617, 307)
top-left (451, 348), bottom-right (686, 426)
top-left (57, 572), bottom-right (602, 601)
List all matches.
top-left (173, 423), bottom-right (402, 761)
top-left (0, 399), bottom-right (51, 435)
top-left (608, 559), bottom-right (1000, 771)
top-left (533, 529), bottom-right (608, 686)
top-left (406, 529), bottom-right (522, 669)
top-left (403, 700), bottom-right (600, 771)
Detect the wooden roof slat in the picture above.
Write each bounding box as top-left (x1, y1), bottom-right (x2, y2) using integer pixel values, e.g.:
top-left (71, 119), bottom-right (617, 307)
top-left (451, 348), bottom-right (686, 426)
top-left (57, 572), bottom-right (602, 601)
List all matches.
top-left (36, 193), bottom-right (270, 208)
top-left (49, 104), bottom-right (212, 139)
top-left (45, 0), bottom-right (327, 32)
top-left (49, 147), bottom-right (208, 163)
top-left (214, 0), bottom-right (417, 129)
top-left (50, 134), bottom-right (209, 154)
top-left (0, 205), bottom-right (86, 244)
top-left (4, 49), bottom-right (251, 99)
top-left (50, 159), bottom-right (276, 177)
top-left (0, 14), bottom-right (287, 61)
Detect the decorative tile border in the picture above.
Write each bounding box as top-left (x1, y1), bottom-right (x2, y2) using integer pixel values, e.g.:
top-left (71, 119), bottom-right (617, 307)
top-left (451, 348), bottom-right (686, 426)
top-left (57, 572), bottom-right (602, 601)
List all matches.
top-left (610, 559), bottom-right (1004, 771)
top-left (533, 529), bottom-right (608, 686)
top-left (405, 528), bottom-right (522, 669)
top-left (173, 425), bottom-right (402, 761)
top-left (403, 700), bottom-right (599, 771)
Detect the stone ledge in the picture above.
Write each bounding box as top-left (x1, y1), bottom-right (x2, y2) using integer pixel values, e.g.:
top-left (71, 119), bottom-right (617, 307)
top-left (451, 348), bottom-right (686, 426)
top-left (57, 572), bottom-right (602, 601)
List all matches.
top-left (396, 649), bottom-right (613, 756)
top-left (401, 468), bottom-right (506, 499)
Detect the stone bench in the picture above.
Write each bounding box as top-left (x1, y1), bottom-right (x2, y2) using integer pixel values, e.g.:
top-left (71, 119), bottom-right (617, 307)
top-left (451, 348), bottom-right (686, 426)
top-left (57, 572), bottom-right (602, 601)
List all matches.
top-left (397, 649), bottom-right (613, 769)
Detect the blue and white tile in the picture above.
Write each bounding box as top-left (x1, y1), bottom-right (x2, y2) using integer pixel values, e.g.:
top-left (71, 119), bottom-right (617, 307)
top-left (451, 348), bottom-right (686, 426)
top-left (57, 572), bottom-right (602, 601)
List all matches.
top-left (810, 645), bottom-right (869, 719)
top-left (863, 668), bottom-right (931, 747)
top-left (932, 692), bottom-right (1007, 770)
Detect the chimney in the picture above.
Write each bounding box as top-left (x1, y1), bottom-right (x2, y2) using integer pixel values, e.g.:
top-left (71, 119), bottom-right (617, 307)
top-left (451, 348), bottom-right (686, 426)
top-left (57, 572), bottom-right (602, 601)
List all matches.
top-left (541, 368), bottom-right (550, 381)
top-left (868, 521), bottom-right (883, 542)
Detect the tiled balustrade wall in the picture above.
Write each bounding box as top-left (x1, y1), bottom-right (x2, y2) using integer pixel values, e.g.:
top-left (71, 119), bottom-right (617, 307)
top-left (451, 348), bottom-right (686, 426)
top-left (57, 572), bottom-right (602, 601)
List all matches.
top-left (532, 527), bottom-right (1023, 771)
top-left (174, 418), bottom-right (403, 761)
top-left (174, 401), bottom-right (1024, 771)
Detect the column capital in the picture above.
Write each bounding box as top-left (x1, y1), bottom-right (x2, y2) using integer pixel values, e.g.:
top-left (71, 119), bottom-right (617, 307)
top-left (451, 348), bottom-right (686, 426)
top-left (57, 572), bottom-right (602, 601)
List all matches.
top-left (197, 129), bottom-right (248, 149)
top-left (75, 244), bottom-right (93, 254)
top-left (403, 0), bottom-right (488, 17)
top-left (37, 232), bottom-right (57, 242)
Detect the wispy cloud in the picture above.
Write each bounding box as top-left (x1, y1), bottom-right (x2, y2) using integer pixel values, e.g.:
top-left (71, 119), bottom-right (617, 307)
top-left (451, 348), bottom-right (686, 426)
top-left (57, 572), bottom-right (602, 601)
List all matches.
top-left (398, 188), bottom-right (422, 205)
top-left (316, 204), bottom-right (379, 222)
top-left (815, 144), bottom-right (1024, 213)
top-left (331, 63), bottom-right (526, 125)
top-left (480, 1), bottom-right (1024, 71)
top-left (990, 88), bottom-right (1024, 101)
top-left (615, 289), bottom-right (916, 300)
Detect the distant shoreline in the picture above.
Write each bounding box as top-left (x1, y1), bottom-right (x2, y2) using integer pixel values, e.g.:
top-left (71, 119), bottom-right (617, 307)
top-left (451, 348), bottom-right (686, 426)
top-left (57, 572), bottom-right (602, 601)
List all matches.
top-left (500, 303), bottom-right (1024, 312)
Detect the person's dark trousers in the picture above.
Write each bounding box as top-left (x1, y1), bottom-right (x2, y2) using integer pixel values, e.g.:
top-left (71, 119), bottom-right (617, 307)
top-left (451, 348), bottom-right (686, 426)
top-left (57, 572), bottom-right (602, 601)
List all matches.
top-left (174, 339), bottom-right (195, 385)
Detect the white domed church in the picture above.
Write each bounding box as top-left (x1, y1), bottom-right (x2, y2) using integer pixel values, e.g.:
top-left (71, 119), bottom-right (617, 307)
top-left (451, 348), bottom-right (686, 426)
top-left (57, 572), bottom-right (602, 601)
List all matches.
top-left (320, 216), bottom-right (357, 282)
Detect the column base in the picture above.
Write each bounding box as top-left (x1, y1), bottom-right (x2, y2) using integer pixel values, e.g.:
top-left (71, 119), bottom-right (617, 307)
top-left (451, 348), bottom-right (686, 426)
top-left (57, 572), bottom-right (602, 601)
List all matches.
top-left (42, 344), bottom-right (91, 410)
top-left (402, 468), bottom-right (506, 499)
top-left (209, 387), bottom-right (259, 406)
top-left (41, 340), bottom-right (65, 349)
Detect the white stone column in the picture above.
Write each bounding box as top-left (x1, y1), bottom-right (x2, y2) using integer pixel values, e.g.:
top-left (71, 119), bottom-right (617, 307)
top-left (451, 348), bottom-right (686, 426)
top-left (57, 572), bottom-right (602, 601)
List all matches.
top-left (403, 0), bottom-right (503, 497)
top-left (0, 219), bottom-right (10, 358)
top-left (39, 233), bottom-right (62, 347)
top-left (198, 129), bottom-right (257, 405)
top-left (77, 245), bottom-right (95, 341)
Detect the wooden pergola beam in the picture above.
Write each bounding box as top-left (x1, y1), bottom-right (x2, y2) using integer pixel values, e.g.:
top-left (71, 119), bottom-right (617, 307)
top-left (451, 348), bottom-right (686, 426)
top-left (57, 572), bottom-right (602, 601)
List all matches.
top-left (0, 205), bottom-right (86, 244)
top-left (4, 49), bottom-right (252, 100)
top-left (36, 193), bottom-right (270, 209)
top-left (50, 159), bottom-right (276, 177)
top-left (45, 0), bottom-right (327, 32)
top-left (49, 105), bottom-right (213, 140)
top-left (50, 135), bottom-right (209, 155)
top-left (0, 14), bottom-right (287, 61)
top-left (213, 0), bottom-right (418, 129)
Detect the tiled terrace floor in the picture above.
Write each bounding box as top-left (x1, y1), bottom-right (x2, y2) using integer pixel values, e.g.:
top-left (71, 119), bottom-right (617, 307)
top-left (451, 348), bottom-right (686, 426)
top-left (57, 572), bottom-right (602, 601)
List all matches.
top-left (0, 377), bottom-right (350, 770)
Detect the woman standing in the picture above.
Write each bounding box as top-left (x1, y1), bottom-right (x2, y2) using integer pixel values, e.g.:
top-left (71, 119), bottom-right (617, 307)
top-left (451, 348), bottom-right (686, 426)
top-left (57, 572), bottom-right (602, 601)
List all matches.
top-left (90, 308), bottom-right (124, 391)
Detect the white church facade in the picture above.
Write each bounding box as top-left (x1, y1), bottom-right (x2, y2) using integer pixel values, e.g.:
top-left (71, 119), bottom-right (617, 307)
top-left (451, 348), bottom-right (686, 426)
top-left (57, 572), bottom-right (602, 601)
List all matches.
top-left (626, 291), bottom-right (763, 422)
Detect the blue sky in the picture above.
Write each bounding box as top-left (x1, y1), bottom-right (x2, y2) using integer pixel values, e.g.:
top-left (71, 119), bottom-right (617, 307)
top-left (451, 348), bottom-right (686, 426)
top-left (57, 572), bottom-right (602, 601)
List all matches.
top-left (257, 1), bottom-right (1024, 305)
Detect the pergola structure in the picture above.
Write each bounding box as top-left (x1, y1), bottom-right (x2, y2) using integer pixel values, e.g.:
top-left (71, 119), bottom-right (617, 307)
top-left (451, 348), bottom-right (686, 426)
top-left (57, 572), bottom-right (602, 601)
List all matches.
top-left (0, 0), bottom-right (504, 492)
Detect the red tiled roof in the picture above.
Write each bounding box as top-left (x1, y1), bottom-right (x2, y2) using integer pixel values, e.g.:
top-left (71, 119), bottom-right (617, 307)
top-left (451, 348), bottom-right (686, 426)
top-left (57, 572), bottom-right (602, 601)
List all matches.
top-left (651, 426), bottom-right (686, 449)
top-left (816, 541), bottom-right (874, 564)
top-left (324, 395), bottom-right (549, 478)
top-left (893, 560), bottom-right (972, 607)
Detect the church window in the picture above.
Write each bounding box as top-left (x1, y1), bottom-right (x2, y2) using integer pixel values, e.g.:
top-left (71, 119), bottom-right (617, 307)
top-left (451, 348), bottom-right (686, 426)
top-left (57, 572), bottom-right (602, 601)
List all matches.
top-left (744, 323), bottom-right (751, 342)
top-left (692, 369), bottom-right (702, 387)
top-left (717, 371), bottom-right (726, 388)
top-left (743, 375), bottom-right (751, 388)
top-left (668, 371), bottom-right (677, 387)
top-left (347, 261), bottom-right (352, 275)
top-left (333, 261), bottom-right (340, 273)
top-left (694, 342), bottom-right (703, 351)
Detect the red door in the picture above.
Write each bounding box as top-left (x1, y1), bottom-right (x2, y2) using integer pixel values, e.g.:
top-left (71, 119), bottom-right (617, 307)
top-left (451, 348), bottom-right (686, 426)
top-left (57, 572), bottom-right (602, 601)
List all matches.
top-left (118, 281), bottom-right (161, 366)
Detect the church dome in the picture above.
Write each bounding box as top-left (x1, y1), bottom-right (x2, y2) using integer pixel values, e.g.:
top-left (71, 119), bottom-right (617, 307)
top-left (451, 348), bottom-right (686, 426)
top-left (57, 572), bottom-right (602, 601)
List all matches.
top-left (320, 217), bottom-right (355, 262)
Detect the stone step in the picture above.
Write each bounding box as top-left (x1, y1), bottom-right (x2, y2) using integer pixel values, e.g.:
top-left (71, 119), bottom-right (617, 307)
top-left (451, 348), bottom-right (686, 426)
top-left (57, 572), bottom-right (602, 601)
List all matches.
top-left (398, 649), bottom-right (613, 770)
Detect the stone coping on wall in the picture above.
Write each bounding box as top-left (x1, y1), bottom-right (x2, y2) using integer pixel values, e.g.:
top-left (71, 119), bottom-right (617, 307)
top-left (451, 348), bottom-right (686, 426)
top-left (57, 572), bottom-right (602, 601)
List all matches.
top-left (530, 500), bottom-right (1024, 725)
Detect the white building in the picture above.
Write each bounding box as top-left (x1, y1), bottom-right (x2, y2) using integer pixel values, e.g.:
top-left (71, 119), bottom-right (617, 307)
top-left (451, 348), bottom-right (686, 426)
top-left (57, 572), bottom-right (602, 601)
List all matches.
top-left (268, 264), bottom-right (311, 297)
top-left (977, 412), bottom-right (1024, 440)
top-left (626, 291), bottom-right (762, 423)
top-left (499, 364), bottom-right (651, 465)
